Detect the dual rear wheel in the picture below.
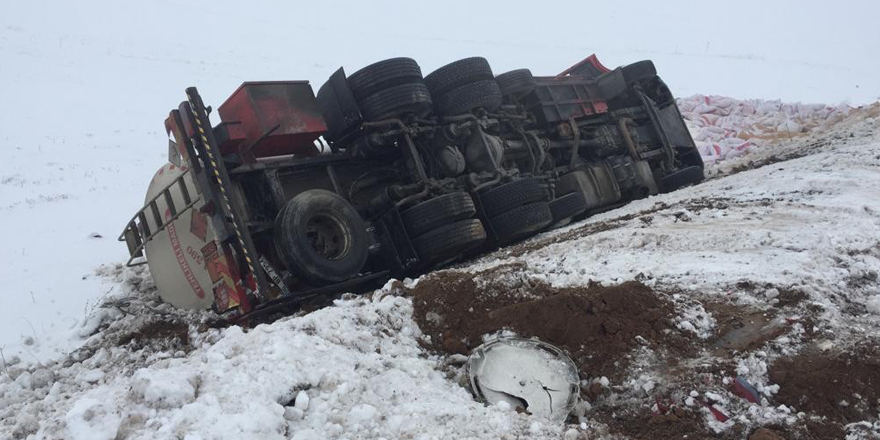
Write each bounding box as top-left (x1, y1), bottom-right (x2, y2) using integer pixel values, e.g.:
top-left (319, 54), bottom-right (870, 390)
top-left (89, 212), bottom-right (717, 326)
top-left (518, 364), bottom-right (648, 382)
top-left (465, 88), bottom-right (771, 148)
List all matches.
top-left (401, 192), bottom-right (486, 266)
top-left (425, 57), bottom-right (502, 116)
top-left (347, 57), bottom-right (433, 121)
top-left (348, 56), bottom-right (507, 119)
top-left (479, 177), bottom-right (553, 244)
top-left (274, 190), bottom-right (488, 283)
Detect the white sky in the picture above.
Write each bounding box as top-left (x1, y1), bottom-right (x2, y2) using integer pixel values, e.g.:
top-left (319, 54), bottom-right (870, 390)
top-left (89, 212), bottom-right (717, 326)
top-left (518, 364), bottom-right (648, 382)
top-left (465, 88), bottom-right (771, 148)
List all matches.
top-left (2, 0), bottom-right (878, 146)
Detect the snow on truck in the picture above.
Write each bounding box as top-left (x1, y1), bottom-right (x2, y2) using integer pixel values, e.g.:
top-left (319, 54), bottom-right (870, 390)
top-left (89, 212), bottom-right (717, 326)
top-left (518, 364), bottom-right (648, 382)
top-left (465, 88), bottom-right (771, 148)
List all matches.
top-left (119, 55), bottom-right (704, 320)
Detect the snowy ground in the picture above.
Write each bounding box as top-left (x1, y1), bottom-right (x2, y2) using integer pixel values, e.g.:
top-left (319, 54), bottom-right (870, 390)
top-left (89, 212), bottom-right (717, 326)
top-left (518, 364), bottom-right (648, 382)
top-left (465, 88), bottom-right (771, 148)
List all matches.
top-left (3, 1), bottom-right (880, 438)
top-left (3, 0), bottom-right (880, 362)
top-left (1, 103), bottom-right (878, 439)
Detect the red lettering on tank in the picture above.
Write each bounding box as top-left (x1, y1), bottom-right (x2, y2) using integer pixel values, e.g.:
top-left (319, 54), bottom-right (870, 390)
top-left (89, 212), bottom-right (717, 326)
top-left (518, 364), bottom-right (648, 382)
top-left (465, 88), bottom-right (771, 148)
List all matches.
top-left (166, 209), bottom-right (205, 299)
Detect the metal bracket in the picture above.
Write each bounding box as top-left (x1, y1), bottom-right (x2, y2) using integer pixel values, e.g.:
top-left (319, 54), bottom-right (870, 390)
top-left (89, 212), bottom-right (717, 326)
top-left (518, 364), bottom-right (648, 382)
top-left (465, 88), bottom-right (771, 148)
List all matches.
top-left (184, 87), bottom-right (270, 310)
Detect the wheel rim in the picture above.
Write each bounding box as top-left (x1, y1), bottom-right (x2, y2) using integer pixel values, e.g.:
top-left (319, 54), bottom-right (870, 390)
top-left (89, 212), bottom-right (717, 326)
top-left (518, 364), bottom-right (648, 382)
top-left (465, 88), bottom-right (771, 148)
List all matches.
top-left (305, 213), bottom-right (350, 261)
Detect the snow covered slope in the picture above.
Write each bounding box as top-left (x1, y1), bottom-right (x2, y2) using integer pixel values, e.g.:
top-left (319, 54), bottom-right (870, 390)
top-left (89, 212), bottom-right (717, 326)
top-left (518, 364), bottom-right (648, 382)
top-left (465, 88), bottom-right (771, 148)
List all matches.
top-left (2, 2), bottom-right (880, 438)
top-left (1, 104), bottom-right (878, 440)
top-left (2, 0), bottom-right (879, 360)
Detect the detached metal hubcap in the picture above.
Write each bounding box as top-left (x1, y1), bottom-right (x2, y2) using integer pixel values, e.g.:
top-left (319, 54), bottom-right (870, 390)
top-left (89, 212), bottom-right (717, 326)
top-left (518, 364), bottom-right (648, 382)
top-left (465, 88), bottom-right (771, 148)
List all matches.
top-left (466, 336), bottom-right (580, 422)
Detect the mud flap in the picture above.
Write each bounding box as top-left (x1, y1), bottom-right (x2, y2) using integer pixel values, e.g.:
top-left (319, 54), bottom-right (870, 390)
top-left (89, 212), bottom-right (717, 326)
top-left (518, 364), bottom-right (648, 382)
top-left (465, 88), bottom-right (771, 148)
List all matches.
top-left (639, 90), bottom-right (704, 170)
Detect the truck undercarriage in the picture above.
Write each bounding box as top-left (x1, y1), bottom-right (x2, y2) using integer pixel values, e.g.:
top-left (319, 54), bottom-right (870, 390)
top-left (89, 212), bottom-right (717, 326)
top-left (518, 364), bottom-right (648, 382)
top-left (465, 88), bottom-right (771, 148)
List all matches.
top-left (119, 54), bottom-right (704, 321)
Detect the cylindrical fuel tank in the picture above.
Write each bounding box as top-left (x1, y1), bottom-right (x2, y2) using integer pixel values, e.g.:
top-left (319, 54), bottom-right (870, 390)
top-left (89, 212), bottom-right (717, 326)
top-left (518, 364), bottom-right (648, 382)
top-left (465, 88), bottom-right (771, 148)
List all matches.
top-left (143, 163), bottom-right (216, 309)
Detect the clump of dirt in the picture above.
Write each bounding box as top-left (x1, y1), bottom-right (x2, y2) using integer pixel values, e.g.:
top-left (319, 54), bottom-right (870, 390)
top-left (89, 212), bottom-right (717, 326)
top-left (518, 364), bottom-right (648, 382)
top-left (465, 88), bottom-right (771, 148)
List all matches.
top-left (605, 406), bottom-right (707, 440)
top-left (409, 267), bottom-right (880, 438)
top-left (117, 319), bottom-right (191, 352)
top-left (684, 196), bottom-right (733, 212)
top-left (770, 344), bottom-right (880, 438)
top-left (734, 281), bottom-right (808, 309)
top-left (748, 427), bottom-right (786, 440)
top-left (707, 305), bottom-right (786, 354)
top-left (408, 268), bottom-right (687, 380)
top-left (774, 287), bottom-right (808, 308)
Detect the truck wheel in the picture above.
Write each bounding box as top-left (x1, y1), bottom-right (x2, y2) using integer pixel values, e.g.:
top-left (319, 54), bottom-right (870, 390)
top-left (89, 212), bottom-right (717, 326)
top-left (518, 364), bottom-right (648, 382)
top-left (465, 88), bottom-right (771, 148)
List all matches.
top-left (434, 80), bottom-right (503, 116)
top-left (401, 192), bottom-right (476, 237)
top-left (659, 166), bottom-right (704, 193)
top-left (274, 189), bottom-right (368, 284)
top-left (495, 69), bottom-right (536, 98)
top-left (549, 192), bottom-right (587, 223)
top-left (425, 57), bottom-right (494, 97)
top-left (412, 218), bottom-right (486, 265)
top-left (479, 177), bottom-right (549, 217)
top-left (359, 82), bottom-right (433, 121)
top-left (347, 57), bottom-right (424, 101)
top-left (489, 202), bottom-right (553, 244)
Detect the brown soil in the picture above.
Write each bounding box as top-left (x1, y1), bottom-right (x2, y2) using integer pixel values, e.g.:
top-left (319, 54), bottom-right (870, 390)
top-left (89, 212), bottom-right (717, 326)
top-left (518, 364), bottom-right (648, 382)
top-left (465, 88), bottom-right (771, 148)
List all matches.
top-left (408, 268), bottom-right (689, 382)
top-left (512, 201), bottom-right (682, 256)
top-left (748, 427), bottom-right (786, 440)
top-left (734, 281), bottom-right (808, 309)
top-left (769, 344), bottom-right (880, 438)
top-left (708, 306), bottom-right (786, 354)
top-left (117, 319), bottom-right (191, 352)
top-left (408, 264), bottom-right (880, 439)
top-left (774, 287), bottom-right (808, 308)
top-left (604, 406), bottom-right (710, 440)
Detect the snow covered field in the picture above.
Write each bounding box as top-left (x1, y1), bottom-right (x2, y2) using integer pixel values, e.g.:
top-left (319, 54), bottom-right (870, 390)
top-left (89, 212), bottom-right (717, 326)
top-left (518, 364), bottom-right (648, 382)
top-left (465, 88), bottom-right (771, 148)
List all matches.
top-left (2, 1), bottom-right (880, 439)
top-left (3, 0), bottom-right (880, 361)
top-left (2, 104), bottom-right (879, 439)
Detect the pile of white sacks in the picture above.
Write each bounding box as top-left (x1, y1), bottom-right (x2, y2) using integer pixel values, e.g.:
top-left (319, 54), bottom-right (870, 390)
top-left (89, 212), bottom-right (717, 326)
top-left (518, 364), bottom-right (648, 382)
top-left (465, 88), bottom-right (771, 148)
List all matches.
top-left (676, 95), bottom-right (851, 164)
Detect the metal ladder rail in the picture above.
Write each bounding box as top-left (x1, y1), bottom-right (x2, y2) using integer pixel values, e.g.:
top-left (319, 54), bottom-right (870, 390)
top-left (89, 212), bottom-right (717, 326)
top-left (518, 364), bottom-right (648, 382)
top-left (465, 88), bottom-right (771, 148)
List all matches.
top-left (184, 86), bottom-right (268, 304)
top-left (118, 169), bottom-right (201, 266)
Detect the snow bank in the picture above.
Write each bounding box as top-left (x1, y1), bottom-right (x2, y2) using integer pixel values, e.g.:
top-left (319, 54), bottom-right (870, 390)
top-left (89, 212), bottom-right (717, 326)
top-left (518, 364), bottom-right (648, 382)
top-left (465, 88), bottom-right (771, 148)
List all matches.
top-left (867, 296), bottom-right (880, 315)
top-left (469, 111), bottom-right (880, 341)
top-left (2, 107), bottom-right (879, 439)
top-left (3, 0), bottom-right (877, 362)
top-left (0, 287), bottom-right (559, 439)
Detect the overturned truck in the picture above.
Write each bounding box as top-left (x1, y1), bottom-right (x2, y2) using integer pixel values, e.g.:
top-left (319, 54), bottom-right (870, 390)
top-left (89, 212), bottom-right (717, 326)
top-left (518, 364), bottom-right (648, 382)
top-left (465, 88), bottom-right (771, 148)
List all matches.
top-left (120, 55), bottom-right (703, 319)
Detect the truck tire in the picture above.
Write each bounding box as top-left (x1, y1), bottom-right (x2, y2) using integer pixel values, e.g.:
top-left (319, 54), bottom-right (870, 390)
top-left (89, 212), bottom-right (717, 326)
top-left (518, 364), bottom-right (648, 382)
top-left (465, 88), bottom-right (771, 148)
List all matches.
top-left (549, 192), bottom-right (587, 223)
top-left (479, 177), bottom-right (548, 217)
top-left (659, 166), bottom-right (704, 193)
top-left (434, 80), bottom-right (503, 116)
top-left (401, 192), bottom-right (476, 237)
top-left (358, 82), bottom-right (433, 121)
top-left (347, 57), bottom-right (424, 101)
top-left (495, 69), bottom-right (536, 98)
top-left (489, 202), bottom-right (553, 243)
top-left (274, 189), bottom-right (368, 284)
top-left (425, 57), bottom-right (494, 97)
top-left (412, 218), bottom-right (486, 265)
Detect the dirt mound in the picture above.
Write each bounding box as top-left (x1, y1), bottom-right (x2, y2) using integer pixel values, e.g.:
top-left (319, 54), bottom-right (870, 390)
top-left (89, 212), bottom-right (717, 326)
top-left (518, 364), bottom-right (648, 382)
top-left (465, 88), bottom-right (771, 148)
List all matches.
top-left (770, 344), bottom-right (880, 437)
top-left (409, 268), bottom-right (880, 439)
top-left (409, 268), bottom-right (685, 380)
top-left (116, 319), bottom-right (191, 352)
top-left (608, 408), bottom-right (707, 440)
